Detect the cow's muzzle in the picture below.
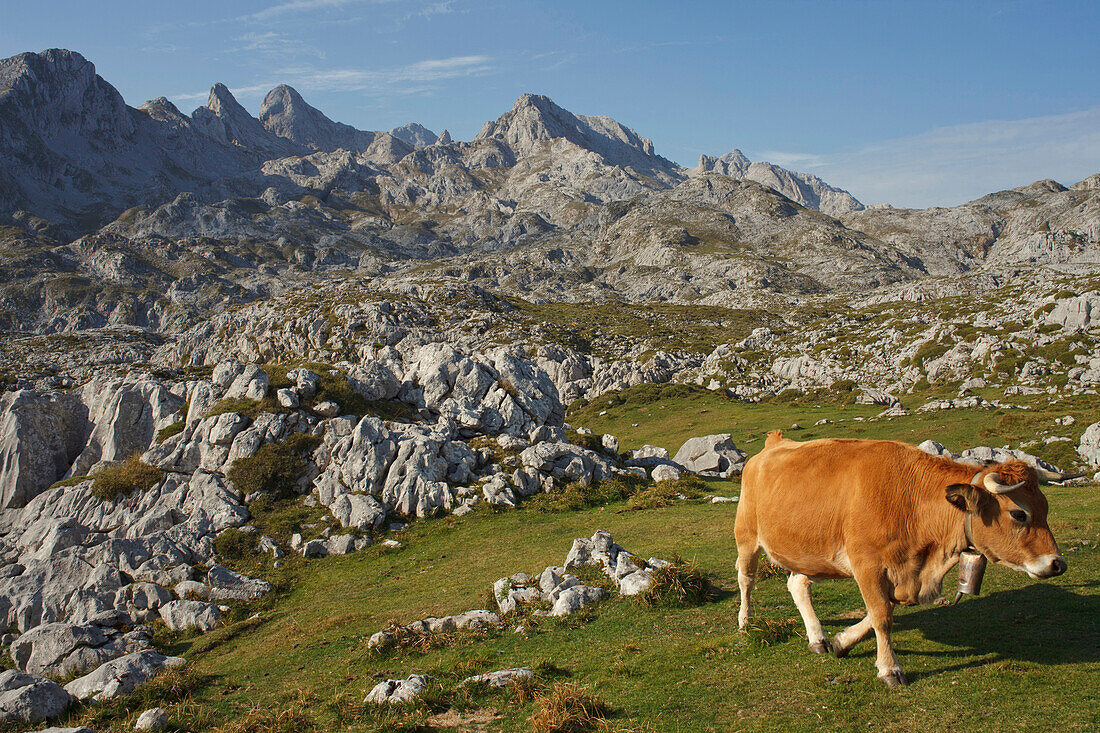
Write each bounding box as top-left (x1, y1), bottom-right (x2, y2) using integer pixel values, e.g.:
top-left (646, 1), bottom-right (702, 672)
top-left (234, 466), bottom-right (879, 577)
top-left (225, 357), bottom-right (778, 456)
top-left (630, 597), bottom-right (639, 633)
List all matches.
top-left (1027, 555), bottom-right (1068, 579)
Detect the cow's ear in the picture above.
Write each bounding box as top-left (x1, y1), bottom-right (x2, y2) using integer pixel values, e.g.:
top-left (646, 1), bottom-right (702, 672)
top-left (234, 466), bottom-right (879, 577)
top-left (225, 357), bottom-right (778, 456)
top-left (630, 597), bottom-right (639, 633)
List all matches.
top-left (945, 483), bottom-right (981, 512)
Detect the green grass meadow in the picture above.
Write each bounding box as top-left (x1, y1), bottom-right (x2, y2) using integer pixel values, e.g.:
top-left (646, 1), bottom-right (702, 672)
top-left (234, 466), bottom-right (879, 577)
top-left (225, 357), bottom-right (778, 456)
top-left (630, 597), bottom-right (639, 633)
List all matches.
top-left (31, 391), bottom-right (1100, 732)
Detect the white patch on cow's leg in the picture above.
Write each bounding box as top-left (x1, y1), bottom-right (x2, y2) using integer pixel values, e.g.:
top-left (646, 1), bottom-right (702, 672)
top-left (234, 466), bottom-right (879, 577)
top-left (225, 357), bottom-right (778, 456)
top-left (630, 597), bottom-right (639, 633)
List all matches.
top-left (831, 615), bottom-right (872, 657)
top-left (871, 619), bottom-right (906, 688)
top-left (736, 549), bottom-right (759, 631)
top-left (787, 573), bottom-right (830, 654)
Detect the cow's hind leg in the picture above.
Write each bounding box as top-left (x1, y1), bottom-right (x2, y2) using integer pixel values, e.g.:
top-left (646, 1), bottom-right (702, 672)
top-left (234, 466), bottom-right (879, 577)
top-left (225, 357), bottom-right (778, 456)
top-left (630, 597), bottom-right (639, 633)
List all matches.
top-left (735, 542), bottom-right (760, 631)
top-left (852, 565), bottom-right (906, 687)
top-left (787, 573), bottom-right (831, 654)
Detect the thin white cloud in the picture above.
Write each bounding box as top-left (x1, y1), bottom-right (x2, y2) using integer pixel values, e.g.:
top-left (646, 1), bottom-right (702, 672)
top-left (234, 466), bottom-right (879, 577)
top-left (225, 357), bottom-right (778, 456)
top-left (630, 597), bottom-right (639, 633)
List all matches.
top-left (245, 0), bottom-right (388, 22)
top-left (229, 31), bottom-right (325, 58)
top-left (758, 108), bottom-right (1100, 208)
top-left (754, 150), bottom-right (826, 170)
top-left (171, 54), bottom-right (493, 106)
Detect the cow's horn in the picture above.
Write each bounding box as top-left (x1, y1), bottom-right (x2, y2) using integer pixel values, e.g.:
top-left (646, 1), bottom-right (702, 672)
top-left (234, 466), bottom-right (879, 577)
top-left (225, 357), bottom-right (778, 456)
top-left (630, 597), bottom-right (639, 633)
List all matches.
top-left (1040, 469), bottom-right (1086, 484)
top-left (1034, 466), bottom-right (1063, 483)
top-left (983, 473), bottom-right (1025, 494)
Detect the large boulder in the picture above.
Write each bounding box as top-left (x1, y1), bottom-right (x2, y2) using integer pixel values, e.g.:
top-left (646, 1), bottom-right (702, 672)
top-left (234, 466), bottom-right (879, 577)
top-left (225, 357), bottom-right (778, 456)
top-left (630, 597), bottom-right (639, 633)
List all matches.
top-left (328, 493), bottom-right (387, 531)
top-left (223, 365), bottom-right (269, 401)
top-left (0, 390), bottom-right (89, 509)
top-left (158, 600), bottom-right (222, 632)
top-left (855, 389), bottom-right (901, 408)
top-left (0, 669), bottom-right (74, 724)
top-left (1079, 421), bottom-right (1100, 468)
top-left (10, 622), bottom-right (106, 676)
top-left (64, 651), bottom-right (186, 701)
top-left (398, 344), bottom-right (564, 436)
top-left (205, 565), bottom-right (272, 601)
top-left (674, 434), bottom-right (746, 477)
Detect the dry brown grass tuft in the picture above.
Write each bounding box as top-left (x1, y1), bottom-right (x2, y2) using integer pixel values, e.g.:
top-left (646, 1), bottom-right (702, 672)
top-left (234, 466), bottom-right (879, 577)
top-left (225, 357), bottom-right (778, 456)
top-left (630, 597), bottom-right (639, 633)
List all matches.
top-left (529, 682), bottom-right (612, 733)
top-left (637, 557), bottom-right (720, 607)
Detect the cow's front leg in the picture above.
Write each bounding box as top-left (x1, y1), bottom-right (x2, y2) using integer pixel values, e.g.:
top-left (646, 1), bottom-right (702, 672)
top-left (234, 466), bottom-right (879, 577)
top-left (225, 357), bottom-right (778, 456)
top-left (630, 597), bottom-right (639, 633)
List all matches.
top-left (787, 573), bottom-right (830, 654)
top-left (831, 614), bottom-right (873, 657)
top-left (853, 566), bottom-right (906, 687)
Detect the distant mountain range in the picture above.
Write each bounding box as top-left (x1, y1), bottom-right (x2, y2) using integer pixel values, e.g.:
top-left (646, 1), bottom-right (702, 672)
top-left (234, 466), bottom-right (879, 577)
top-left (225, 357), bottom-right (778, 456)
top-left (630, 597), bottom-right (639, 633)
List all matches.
top-left (0, 48), bottom-right (1096, 338)
top-left (0, 49), bottom-right (862, 232)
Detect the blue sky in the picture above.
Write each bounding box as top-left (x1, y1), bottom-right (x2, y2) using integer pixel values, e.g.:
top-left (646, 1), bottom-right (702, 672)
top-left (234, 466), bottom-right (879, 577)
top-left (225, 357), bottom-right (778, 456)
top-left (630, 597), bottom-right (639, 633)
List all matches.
top-left (1, 0), bottom-right (1098, 207)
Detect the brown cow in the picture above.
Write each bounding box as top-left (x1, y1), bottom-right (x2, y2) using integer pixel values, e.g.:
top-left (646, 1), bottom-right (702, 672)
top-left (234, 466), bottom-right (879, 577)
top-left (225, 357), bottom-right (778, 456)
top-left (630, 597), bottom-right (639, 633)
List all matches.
top-left (735, 431), bottom-right (1069, 687)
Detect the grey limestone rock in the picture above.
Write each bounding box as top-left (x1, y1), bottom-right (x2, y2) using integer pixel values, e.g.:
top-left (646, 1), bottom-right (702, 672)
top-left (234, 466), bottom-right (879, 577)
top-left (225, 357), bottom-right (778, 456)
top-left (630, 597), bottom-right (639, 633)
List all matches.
top-left (10, 618), bottom-right (152, 678)
top-left (0, 669), bottom-right (74, 724)
top-left (205, 565), bottom-right (271, 601)
top-left (462, 667), bottom-right (533, 688)
top-left (301, 539), bottom-right (328, 557)
top-left (64, 650), bottom-right (186, 701)
top-left (650, 464), bottom-right (681, 482)
top-left (364, 674), bottom-right (429, 704)
top-left (223, 365), bottom-right (269, 401)
top-left (1077, 421), bottom-right (1100, 468)
top-left (158, 600), bottom-right (222, 632)
top-left (0, 390), bottom-right (89, 509)
top-left (1046, 292), bottom-right (1100, 332)
top-left (134, 706), bottom-right (169, 730)
top-left (674, 434), bottom-right (746, 477)
top-left (549, 585), bottom-right (606, 616)
top-left (519, 442), bottom-right (615, 486)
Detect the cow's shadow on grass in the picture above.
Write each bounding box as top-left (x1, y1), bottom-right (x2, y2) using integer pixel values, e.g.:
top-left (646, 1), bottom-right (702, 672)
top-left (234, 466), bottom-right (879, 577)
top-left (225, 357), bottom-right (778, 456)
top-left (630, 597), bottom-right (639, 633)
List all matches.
top-left (875, 583), bottom-right (1100, 682)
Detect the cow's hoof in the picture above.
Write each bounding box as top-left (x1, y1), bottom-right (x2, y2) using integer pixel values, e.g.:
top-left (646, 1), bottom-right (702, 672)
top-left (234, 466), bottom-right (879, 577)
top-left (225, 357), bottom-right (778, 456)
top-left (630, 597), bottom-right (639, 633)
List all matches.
top-left (878, 669), bottom-right (908, 688)
top-left (809, 639), bottom-right (833, 655)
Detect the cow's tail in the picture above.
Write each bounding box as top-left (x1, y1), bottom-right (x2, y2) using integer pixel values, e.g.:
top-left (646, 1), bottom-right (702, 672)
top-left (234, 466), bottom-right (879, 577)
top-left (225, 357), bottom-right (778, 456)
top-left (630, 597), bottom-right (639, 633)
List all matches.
top-left (763, 430), bottom-right (785, 450)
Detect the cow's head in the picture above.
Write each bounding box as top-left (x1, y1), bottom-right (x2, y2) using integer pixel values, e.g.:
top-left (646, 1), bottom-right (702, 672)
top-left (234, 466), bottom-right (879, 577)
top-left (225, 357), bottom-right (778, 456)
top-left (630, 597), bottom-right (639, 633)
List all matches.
top-left (945, 460), bottom-right (1067, 579)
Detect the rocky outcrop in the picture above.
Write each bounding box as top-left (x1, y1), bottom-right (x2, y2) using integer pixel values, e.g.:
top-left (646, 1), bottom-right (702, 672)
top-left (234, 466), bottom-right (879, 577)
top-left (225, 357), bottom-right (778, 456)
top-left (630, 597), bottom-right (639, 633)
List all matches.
top-left (493, 530), bottom-right (670, 620)
top-left (695, 149), bottom-right (864, 217)
top-left (10, 612), bottom-right (151, 677)
top-left (389, 123), bottom-right (438, 148)
top-left (158, 600), bottom-right (222, 632)
top-left (1046, 292), bottom-right (1100, 332)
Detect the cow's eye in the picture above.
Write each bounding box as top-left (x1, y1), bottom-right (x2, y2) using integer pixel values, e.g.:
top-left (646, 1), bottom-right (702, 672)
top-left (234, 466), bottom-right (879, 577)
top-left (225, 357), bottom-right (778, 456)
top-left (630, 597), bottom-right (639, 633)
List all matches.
top-left (1009, 510), bottom-right (1029, 523)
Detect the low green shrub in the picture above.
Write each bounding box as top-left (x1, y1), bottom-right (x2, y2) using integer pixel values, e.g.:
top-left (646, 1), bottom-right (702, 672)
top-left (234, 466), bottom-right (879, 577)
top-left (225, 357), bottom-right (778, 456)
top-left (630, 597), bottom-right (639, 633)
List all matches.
top-left (526, 474), bottom-right (647, 513)
top-left (626, 475), bottom-right (707, 510)
top-left (203, 397), bottom-right (272, 419)
top-left (48, 474), bottom-right (91, 490)
top-left (214, 527), bottom-right (255, 562)
top-left (226, 432), bottom-right (322, 499)
top-left (91, 456), bottom-right (163, 501)
top-left (156, 420), bottom-right (185, 443)
top-left (565, 430), bottom-right (604, 453)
